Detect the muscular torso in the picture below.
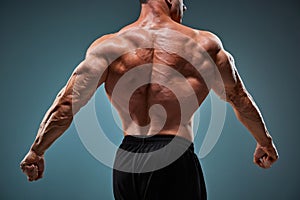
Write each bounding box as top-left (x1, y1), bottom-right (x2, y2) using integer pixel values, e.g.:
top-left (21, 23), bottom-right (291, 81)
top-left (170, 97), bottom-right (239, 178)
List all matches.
top-left (93, 21), bottom-right (218, 141)
top-left (22, 12), bottom-right (278, 178)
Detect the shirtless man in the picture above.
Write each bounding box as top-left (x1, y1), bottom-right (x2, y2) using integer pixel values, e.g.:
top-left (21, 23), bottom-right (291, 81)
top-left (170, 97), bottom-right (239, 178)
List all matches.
top-left (20, 0), bottom-right (278, 199)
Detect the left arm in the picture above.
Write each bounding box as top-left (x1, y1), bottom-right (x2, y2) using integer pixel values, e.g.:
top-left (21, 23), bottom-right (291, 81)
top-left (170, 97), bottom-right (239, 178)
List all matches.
top-left (20, 50), bottom-right (109, 181)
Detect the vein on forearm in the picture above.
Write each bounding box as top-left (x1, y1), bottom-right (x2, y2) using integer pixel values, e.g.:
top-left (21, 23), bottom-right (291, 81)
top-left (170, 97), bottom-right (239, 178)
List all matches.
top-left (226, 82), bottom-right (272, 145)
top-left (31, 88), bottom-right (74, 155)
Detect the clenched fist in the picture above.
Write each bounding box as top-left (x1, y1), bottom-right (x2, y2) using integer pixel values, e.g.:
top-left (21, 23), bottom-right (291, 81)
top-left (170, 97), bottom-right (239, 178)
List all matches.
top-left (20, 150), bottom-right (45, 182)
top-left (253, 142), bottom-right (279, 169)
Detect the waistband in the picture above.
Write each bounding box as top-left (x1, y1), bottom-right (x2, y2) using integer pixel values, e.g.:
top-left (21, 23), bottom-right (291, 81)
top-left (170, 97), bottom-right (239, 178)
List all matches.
top-left (121, 134), bottom-right (194, 152)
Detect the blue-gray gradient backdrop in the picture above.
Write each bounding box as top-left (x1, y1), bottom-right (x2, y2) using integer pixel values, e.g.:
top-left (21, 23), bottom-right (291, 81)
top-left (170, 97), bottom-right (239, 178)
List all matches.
top-left (1, 0), bottom-right (299, 199)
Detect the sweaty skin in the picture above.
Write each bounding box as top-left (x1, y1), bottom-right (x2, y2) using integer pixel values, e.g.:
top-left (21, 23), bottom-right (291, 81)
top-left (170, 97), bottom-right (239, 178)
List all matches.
top-left (20, 0), bottom-right (278, 181)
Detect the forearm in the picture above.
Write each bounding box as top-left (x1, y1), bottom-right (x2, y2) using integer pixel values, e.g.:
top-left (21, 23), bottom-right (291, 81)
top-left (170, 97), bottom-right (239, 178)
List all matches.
top-left (31, 116), bottom-right (73, 156)
top-left (230, 93), bottom-right (272, 146)
top-left (31, 90), bottom-right (74, 155)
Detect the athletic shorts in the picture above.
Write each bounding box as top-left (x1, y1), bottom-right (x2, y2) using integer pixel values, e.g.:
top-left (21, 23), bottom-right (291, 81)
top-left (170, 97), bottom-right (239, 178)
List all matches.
top-left (113, 135), bottom-right (207, 200)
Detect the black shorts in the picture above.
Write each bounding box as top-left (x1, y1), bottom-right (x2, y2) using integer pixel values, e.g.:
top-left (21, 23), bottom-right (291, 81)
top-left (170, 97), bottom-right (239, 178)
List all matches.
top-left (113, 135), bottom-right (207, 200)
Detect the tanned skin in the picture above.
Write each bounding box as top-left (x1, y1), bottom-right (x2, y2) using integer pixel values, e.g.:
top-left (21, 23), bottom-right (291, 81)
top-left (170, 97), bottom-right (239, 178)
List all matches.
top-left (20, 0), bottom-right (278, 182)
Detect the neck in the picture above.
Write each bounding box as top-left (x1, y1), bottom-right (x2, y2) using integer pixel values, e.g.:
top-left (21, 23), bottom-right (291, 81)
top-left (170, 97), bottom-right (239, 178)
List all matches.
top-left (137, 2), bottom-right (172, 24)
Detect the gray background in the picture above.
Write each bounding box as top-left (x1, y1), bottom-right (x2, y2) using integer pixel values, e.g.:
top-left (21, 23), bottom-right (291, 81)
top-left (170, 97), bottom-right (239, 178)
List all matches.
top-left (1, 0), bottom-right (299, 199)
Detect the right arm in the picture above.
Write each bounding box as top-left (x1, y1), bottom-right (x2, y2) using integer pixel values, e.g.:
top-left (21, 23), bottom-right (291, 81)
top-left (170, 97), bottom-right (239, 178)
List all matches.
top-left (210, 35), bottom-right (278, 168)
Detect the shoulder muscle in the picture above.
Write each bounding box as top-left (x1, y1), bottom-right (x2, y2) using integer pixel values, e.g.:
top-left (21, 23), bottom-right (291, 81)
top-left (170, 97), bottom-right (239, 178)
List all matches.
top-left (87, 33), bottom-right (116, 55)
top-left (199, 31), bottom-right (223, 55)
